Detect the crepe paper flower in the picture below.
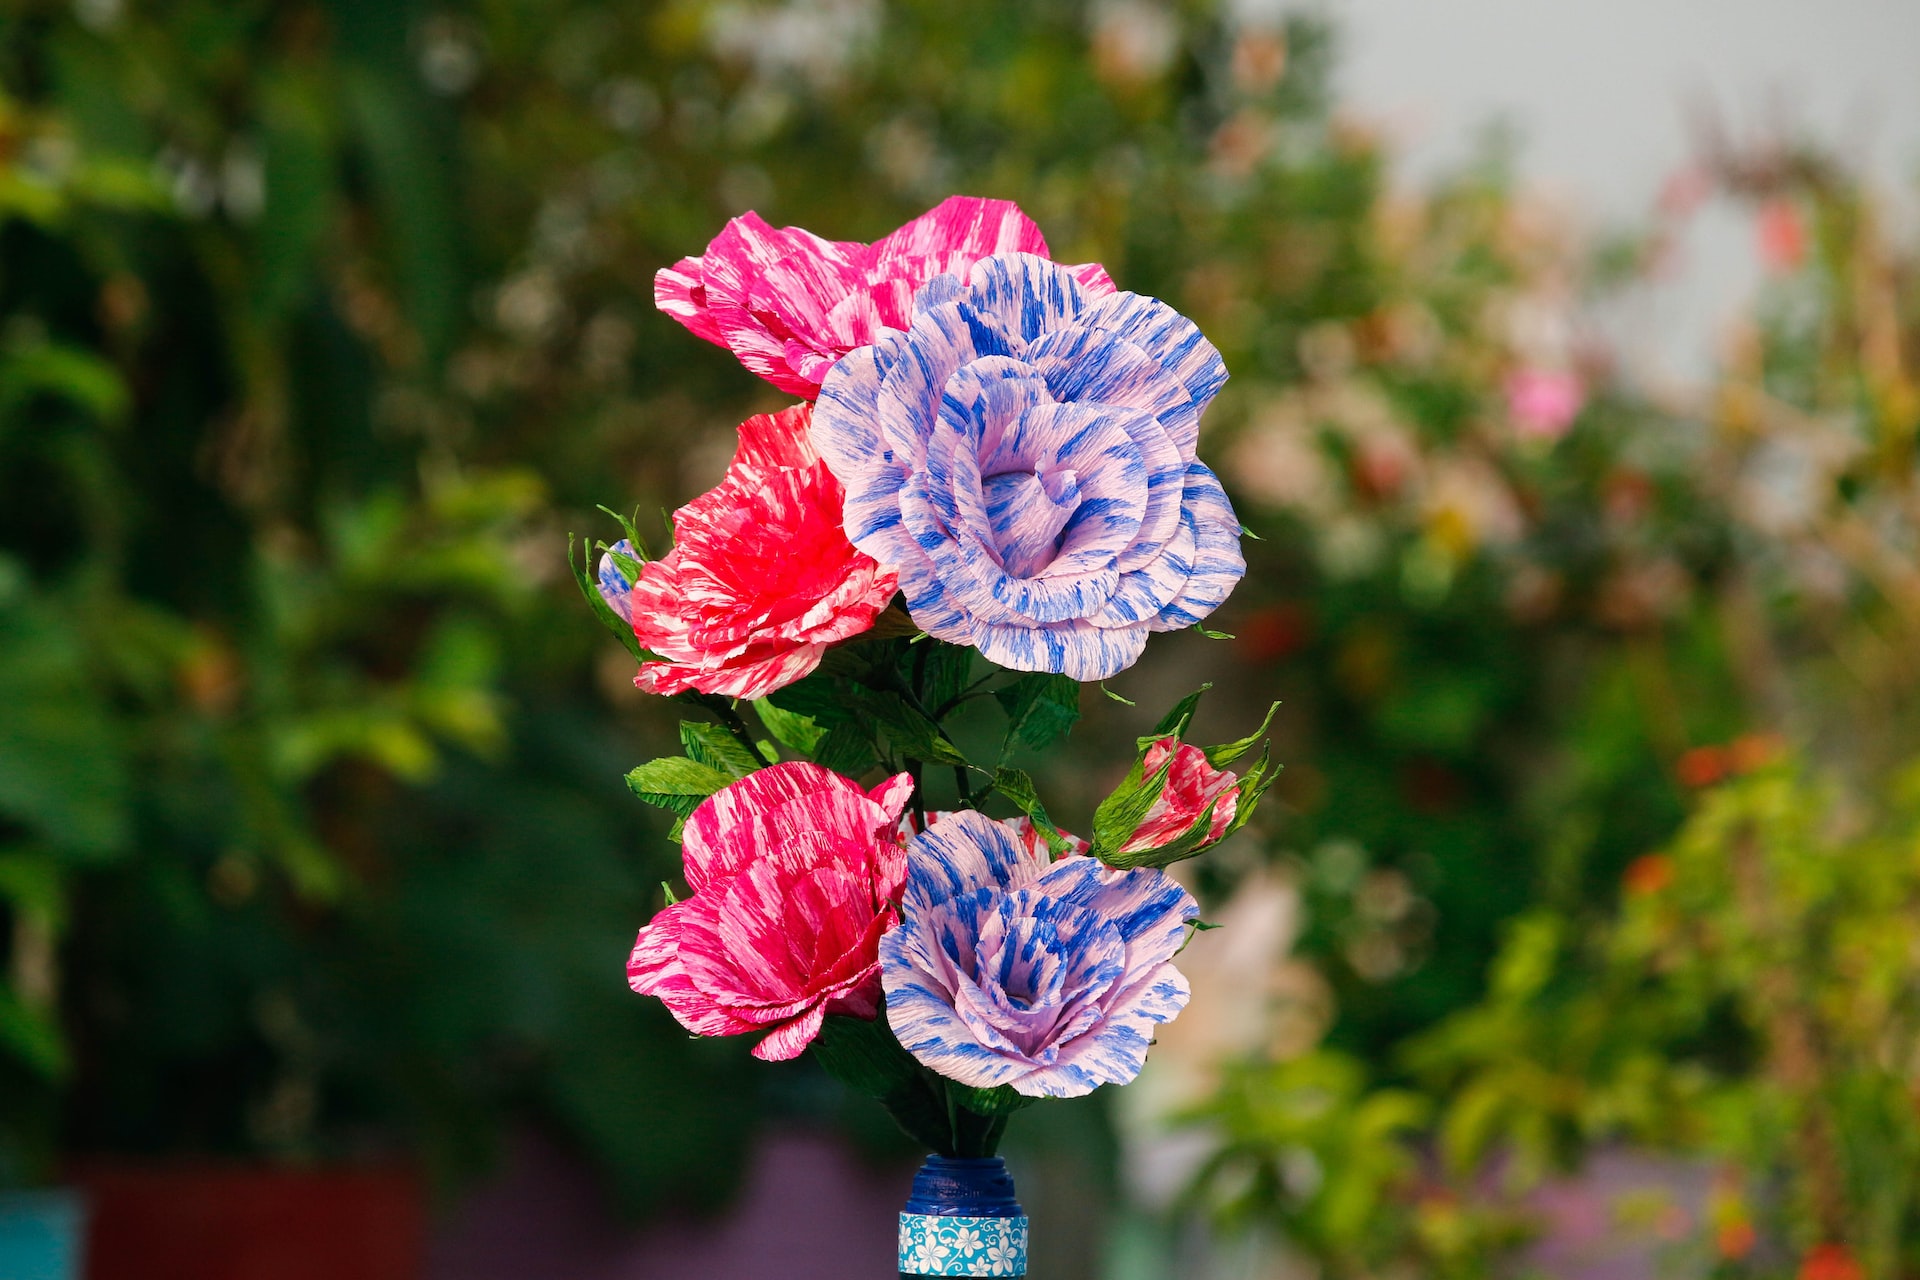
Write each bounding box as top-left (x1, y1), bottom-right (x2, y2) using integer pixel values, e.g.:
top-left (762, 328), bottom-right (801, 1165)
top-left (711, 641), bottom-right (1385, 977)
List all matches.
top-left (881, 809), bottom-right (1198, 1098)
top-left (1089, 687), bottom-right (1277, 868)
top-left (627, 761), bottom-right (914, 1061)
top-left (1505, 367), bottom-right (1584, 440)
top-left (1116, 737), bottom-right (1238, 856)
top-left (902, 811), bottom-right (1091, 860)
top-left (812, 252), bottom-right (1246, 680)
top-left (596, 404), bottom-right (898, 701)
top-left (655, 196), bottom-right (1115, 398)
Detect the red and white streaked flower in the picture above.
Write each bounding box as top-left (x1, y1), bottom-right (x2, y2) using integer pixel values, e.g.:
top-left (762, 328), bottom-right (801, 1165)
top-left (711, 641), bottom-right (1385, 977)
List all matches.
top-left (626, 762), bottom-right (915, 1061)
top-left (597, 404), bottom-right (898, 701)
top-left (654, 196), bottom-right (1115, 398)
top-left (1118, 737), bottom-right (1239, 857)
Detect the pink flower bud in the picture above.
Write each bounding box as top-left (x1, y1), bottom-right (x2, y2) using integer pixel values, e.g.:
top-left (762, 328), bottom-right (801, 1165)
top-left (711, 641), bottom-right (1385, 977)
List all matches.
top-left (1118, 738), bottom-right (1239, 856)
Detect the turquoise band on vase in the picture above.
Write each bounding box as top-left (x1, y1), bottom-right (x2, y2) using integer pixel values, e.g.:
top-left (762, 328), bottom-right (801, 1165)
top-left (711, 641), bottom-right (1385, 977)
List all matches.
top-left (898, 1213), bottom-right (1029, 1276)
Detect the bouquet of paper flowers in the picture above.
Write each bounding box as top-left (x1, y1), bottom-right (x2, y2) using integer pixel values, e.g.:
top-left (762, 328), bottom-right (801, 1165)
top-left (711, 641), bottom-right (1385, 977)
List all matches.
top-left (573, 197), bottom-right (1276, 1278)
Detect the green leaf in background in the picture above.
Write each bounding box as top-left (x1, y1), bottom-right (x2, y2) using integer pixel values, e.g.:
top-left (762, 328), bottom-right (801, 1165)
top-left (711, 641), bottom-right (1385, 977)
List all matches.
top-left (0, 339), bottom-right (129, 431)
top-left (0, 588), bottom-right (129, 859)
top-left (995, 672), bottom-right (1082, 755)
top-left (678, 721), bottom-right (763, 780)
top-left (624, 756), bottom-right (732, 820)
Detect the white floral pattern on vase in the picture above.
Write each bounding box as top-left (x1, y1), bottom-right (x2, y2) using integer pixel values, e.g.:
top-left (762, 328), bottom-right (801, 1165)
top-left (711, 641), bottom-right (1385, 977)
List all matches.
top-left (897, 1213), bottom-right (1029, 1276)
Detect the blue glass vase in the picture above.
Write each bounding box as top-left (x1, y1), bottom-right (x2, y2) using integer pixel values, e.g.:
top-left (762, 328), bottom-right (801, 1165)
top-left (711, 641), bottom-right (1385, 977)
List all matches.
top-left (897, 1155), bottom-right (1027, 1278)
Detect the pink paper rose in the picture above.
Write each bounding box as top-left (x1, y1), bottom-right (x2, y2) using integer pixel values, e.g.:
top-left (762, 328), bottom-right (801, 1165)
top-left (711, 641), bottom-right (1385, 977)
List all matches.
top-left (627, 762), bottom-right (915, 1061)
top-left (597, 404), bottom-right (898, 701)
top-left (654, 196), bottom-right (1115, 397)
top-left (1118, 737), bottom-right (1239, 857)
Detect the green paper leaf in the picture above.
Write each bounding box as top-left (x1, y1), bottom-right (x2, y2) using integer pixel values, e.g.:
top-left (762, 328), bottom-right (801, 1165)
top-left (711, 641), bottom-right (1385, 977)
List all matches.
top-left (923, 642), bottom-right (975, 714)
top-left (754, 699), bottom-right (825, 755)
top-left (851, 689), bottom-right (968, 767)
top-left (812, 721), bottom-right (882, 778)
top-left (811, 1014), bottom-right (954, 1155)
top-left (679, 721), bottom-right (763, 780)
top-left (764, 674), bottom-right (857, 728)
top-left (989, 768), bottom-right (1072, 855)
top-left (625, 756), bottom-right (732, 818)
top-left (995, 673), bottom-right (1081, 755)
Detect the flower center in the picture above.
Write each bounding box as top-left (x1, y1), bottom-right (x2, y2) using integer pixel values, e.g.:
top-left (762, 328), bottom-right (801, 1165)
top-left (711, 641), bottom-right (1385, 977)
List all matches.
top-left (982, 464), bottom-right (1081, 578)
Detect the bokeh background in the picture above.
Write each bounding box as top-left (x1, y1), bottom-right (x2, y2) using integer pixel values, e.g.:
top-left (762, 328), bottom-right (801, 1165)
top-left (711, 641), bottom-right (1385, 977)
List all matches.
top-left (2, 1), bottom-right (1918, 1277)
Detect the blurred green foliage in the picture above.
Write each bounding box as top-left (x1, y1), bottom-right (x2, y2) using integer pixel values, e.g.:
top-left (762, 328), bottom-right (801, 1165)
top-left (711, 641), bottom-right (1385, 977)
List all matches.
top-left (1, 0), bottom-right (1918, 1276)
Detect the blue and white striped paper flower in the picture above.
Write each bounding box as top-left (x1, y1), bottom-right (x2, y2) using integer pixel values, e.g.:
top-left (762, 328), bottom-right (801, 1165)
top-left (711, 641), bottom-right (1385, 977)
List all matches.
top-left (880, 811), bottom-right (1198, 1098)
top-left (810, 252), bottom-right (1245, 680)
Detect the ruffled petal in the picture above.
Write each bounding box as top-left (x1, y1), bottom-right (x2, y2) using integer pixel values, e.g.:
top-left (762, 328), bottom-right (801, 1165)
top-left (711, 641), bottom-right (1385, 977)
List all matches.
top-left (1151, 464), bottom-right (1246, 630)
top-left (653, 256), bottom-right (727, 346)
top-left (968, 613), bottom-right (1149, 681)
top-left (903, 810), bottom-right (1050, 913)
top-left (1072, 290), bottom-right (1228, 456)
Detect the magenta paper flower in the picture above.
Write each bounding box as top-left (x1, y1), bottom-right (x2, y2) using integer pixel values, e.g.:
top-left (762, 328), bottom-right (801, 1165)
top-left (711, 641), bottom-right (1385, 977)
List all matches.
top-left (627, 762), bottom-right (914, 1061)
top-left (880, 809), bottom-right (1198, 1098)
top-left (1117, 737), bottom-right (1238, 857)
top-left (597, 404), bottom-right (898, 701)
top-left (655, 196), bottom-right (1115, 398)
top-left (811, 253), bottom-right (1246, 680)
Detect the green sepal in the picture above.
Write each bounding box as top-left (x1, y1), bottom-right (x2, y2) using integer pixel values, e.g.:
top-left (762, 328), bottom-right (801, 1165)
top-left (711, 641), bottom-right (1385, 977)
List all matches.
top-left (1148, 683), bottom-right (1212, 742)
top-left (593, 504), bottom-right (652, 563)
top-left (1100, 787), bottom-right (1232, 869)
top-left (948, 1082), bottom-right (1038, 1118)
top-left (1204, 701), bottom-right (1280, 768)
top-left (1089, 744), bottom-right (1181, 860)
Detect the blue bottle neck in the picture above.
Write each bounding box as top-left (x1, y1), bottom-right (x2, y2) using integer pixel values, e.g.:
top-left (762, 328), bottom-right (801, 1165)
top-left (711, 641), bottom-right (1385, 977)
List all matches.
top-left (902, 1155), bottom-right (1024, 1218)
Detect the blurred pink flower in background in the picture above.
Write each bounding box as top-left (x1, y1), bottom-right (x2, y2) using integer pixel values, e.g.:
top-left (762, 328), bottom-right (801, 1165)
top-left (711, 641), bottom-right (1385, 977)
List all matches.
top-left (1757, 199), bottom-right (1807, 274)
top-left (1505, 367), bottom-right (1585, 439)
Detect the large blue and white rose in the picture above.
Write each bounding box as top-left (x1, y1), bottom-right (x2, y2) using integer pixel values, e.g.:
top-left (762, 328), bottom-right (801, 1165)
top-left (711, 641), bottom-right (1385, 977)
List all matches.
top-left (810, 253), bottom-right (1245, 679)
